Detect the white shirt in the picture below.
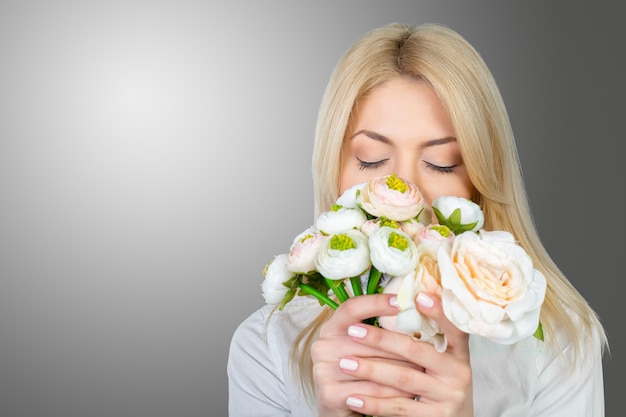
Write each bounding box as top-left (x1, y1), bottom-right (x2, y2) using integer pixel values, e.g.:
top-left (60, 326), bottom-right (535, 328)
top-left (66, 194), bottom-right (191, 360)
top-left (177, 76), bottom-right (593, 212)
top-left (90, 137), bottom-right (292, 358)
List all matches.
top-left (228, 297), bottom-right (605, 416)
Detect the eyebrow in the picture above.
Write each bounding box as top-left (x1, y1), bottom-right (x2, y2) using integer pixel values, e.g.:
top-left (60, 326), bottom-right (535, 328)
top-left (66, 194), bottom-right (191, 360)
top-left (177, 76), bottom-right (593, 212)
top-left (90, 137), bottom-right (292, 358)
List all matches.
top-left (351, 129), bottom-right (456, 148)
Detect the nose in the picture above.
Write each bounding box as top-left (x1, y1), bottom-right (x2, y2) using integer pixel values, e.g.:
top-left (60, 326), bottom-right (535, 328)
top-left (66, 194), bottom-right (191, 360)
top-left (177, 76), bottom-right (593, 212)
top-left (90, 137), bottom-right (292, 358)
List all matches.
top-left (393, 158), bottom-right (419, 190)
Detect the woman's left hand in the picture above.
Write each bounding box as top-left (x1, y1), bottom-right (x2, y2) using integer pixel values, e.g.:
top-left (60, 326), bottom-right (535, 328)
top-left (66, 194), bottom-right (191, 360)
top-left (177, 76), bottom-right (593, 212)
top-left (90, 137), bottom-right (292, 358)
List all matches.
top-left (342, 292), bottom-right (474, 417)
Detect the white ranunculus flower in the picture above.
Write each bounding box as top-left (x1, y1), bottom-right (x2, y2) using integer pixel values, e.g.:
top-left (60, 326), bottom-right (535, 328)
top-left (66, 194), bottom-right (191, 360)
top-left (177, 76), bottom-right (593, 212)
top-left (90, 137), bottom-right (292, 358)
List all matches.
top-left (315, 229), bottom-right (370, 280)
top-left (359, 174), bottom-right (425, 221)
top-left (399, 218), bottom-right (425, 240)
top-left (432, 195), bottom-right (484, 234)
top-left (360, 219), bottom-right (381, 237)
top-left (437, 230), bottom-right (547, 344)
top-left (286, 227), bottom-right (328, 273)
top-left (414, 224), bottom-right (455, 253)
top-left (369, 226), bottom-right (418, 277)
top-left (336, 182), bottom-right (367, 209)
top-left (315, 206), bottom-right (367, 235)
top-left (261, 253), bottom-right (295, 305)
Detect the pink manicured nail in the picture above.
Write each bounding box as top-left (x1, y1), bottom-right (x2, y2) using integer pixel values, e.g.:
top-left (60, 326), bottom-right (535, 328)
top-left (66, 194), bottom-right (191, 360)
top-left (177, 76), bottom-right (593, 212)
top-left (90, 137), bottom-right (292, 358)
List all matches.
top-left (346, 396), bottom-right (364, 408)
top-left (348, 325), bottom-right (367, 339)
top-left (339, 358), bottom-right (359, 371)
top-left (416, 292), bottom-right (434, 308)
top-left (389, 295), bottom-right (398, 307)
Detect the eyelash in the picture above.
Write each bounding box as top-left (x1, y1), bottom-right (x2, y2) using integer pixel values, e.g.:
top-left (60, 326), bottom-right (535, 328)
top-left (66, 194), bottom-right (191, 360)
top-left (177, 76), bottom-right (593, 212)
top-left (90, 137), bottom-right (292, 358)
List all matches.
top-left (424, 161), bottom-right (457, 174)
top-left (356, 157), bottom-right (457, 174)
top-left (356, 156), bottom-right (388, 171)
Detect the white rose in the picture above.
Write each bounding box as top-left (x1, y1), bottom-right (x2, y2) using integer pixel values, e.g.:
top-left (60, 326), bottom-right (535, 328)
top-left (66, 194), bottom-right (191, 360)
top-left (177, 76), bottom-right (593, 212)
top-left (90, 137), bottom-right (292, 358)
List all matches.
top-left (369, 226), bottom-right (418, 277)
top-left (315, 206), bottom-right (367, 235)
top-left (437, 230), bottom-right (547, 344)
top-left (261, 253), bottom-right (295, 305)
top-left (432, 195), bottom-right (484, 234)
top-left (287, 227), bottom-right (328, 273)
top-left (315, 229), bottom-right (370, 280)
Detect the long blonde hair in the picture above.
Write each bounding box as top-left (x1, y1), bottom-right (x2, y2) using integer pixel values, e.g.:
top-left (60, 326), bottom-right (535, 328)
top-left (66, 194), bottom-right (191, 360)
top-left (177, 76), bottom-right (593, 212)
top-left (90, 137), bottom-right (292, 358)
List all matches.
top-left (296, 22), bottom-right (607, 400)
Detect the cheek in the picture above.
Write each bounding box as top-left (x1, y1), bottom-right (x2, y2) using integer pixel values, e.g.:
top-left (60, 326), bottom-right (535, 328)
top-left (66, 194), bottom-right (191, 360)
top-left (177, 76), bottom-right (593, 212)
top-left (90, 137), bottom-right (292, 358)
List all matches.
top-left (339, 158), bottom-right (355, 195)
top-left (420, 179), bottom-right (474, 209)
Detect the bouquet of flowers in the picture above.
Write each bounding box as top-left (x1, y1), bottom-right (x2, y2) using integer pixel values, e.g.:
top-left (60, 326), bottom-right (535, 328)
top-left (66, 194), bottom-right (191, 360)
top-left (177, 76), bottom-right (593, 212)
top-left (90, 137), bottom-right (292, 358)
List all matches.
top-left (262, 174), bottom-right (546, 351)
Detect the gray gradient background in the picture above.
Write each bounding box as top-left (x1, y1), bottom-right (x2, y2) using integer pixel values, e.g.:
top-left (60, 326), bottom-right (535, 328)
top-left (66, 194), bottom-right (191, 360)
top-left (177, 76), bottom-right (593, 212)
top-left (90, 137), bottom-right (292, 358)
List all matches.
top-left (0, 1), bottom-right (623, 416)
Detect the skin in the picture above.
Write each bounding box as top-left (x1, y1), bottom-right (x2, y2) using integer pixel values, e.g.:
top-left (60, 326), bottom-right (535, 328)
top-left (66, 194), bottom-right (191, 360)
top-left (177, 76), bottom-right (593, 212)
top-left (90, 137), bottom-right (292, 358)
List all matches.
top-left (311, 77), bottom-right (475, 416)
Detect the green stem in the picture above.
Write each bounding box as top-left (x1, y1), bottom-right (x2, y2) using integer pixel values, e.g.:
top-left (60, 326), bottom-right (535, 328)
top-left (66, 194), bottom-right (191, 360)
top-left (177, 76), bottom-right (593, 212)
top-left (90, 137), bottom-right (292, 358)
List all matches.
top-left (350, 276), bottom-right (363, 297)
top-left (366, 266), bottom-right (382, 295)
top-left (298, 283), bottom-right (338, 310)
top-left (325, 278), bottom-right (350, 303)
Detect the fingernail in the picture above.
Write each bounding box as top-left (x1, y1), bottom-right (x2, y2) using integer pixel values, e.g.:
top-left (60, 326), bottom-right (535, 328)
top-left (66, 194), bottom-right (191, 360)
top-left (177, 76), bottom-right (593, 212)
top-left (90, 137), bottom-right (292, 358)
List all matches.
top-left (346, 396), bottom-right (364, 408)
top-left (416, 292), bottom-right (434, 308)
top-left (389, 295), bottom-right (398, 307)
top-left (348, 325), bottom-right (367, 339)
top-left (339, 358), bottom-right (358, 371)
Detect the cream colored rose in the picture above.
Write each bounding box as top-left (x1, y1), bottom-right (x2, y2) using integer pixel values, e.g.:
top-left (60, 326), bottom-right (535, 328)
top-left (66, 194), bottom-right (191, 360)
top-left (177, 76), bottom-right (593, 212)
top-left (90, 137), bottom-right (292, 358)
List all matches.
top-left (359, 174), bottom-right (424, 221)
top-left (437, 230), bottom-right (546, 344)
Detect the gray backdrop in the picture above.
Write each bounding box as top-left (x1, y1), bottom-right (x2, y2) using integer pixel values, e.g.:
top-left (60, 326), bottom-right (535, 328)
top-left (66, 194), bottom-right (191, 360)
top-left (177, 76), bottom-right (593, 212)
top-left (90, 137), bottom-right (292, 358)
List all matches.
top-left (1, 1), bottom-right (623, 416)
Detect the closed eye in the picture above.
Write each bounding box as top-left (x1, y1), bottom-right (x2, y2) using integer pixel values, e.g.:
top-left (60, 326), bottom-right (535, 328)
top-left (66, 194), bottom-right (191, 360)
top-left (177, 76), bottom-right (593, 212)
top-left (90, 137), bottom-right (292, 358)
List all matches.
top-left (423, 160), bottom-right (457, 174)
top-left (356, 156), bottom-right (389, 170)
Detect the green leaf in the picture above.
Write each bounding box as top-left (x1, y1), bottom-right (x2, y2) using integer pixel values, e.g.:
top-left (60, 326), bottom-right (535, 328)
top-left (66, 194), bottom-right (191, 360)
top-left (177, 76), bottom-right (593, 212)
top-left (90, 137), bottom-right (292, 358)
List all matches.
top-left (448, 207), bottom-right (462, 227)
top-left (432, 206), bottom-right (446, 224)
top-left (533, 322), bottom-right (544, 341)
top-left (279, 288), bottom-right (297, 310)
top-left (454, 221), bottom-right (479, 234)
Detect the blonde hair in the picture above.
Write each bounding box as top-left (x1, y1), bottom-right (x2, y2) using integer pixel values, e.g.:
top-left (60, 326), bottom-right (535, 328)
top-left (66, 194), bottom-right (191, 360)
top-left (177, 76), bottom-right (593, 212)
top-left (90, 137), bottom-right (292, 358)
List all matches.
top-left (297, 22), bottom-right (607, 400)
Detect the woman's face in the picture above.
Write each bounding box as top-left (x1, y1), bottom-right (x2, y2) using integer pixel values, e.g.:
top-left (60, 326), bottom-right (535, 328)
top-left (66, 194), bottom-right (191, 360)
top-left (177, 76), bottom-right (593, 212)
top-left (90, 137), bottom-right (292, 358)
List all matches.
top-left (340, 77), bottom-right (473, 208)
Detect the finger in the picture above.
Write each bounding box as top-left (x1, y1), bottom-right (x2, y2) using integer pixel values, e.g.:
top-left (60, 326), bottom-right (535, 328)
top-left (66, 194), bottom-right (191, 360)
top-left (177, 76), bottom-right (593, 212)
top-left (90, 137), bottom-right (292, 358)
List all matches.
top-left (344, 318), bottom-right (471, 391)
top-left (315, 377), bottom-right (413, 411)
top-left (312, 327), bottom-right (408, 365)
top-left (339, 355), bottom-right (428, 399)
top-left (415, 292), bottom-right (469, 355)
top-left (319, 294), bottom-right (399, 337)
top-left (345, 394), bottom-right (424, 417)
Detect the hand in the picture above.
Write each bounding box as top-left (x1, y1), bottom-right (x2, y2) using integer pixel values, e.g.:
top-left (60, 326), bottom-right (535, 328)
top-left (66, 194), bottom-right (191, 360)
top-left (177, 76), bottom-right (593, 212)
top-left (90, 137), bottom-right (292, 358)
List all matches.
top-left (311, 292), bottom-right (474, 417)
top-left (312, 293), bottom-right (417, 417)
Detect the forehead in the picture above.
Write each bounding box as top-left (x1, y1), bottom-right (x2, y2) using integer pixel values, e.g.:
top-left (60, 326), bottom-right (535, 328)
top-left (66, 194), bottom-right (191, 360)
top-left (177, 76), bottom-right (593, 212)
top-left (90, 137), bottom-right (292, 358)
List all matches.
top-left (351, 77), bottom-right (454, 141)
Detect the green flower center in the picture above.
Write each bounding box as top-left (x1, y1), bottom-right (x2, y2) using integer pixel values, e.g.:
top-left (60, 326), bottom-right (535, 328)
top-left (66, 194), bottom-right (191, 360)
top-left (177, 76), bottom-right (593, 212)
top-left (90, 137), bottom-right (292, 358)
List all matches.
top-left (330, 204), bottom-right (343, 212)
top-left (386, 174), bottom-right (408, 193)
top-left (388, 231), bottom-right (409, 251)
top-left (329, 233), bottom-right (357, 251)
top-left (431, 225), bottom-right (451, 238)
top-left (378, 218), bottom-right (399, 229)
top-left (299, 233), bottom-right (315, 243)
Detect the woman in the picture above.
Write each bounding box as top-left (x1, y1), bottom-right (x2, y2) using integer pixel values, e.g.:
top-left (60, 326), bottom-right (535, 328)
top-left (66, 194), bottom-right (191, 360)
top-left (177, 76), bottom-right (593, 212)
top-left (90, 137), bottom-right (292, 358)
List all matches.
top-left (228, 22), bottom-right (607, 416)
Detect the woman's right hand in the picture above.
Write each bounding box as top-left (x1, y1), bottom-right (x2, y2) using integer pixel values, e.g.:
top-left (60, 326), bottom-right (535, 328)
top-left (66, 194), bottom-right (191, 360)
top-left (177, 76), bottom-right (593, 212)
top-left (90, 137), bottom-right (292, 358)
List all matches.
top-left (311, 292), bottom-right (474, 417)
top-left (311, 293), bottom-right (420, 417)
